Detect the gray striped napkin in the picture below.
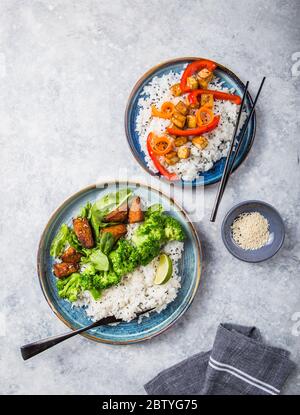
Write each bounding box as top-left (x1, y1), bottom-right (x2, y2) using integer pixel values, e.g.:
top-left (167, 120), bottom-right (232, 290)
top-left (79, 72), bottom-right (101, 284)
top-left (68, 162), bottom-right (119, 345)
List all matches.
top-left (144, 323), bottom-right (295, 395)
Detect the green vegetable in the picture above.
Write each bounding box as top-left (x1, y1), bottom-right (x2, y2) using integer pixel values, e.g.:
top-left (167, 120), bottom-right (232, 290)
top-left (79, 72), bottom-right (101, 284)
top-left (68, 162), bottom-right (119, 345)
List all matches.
top-left (81, 248), bottom-right (109, 271)
top-left (131, 204), bottom-right (185, 266)
top-left (164, 216), bottom-right (185, 241)
top-left (79, 264), bottom-right (96, 291)
top-left (137, 237), bottom-right (161, 266)
top-left (143, 204), bottom-right (185, 242)
top-left (80, 265), bottom-right (120, 294)
top-left (109, 240), bottom-right (139, 276)
top-left (68, 229), bottom-right (84, 253)
top-left (79, 201), bottom-right (92, 219)
top-left (89, 288), bottom-right (102, 300)
top-left (89, 249), bottom-right (109, 271)
top-left (132, 218), bottom-right (162, 266)
top-left (51, 190), bottom-right (132, 259)
top-left (134, 212), bottom-right (165, 241)
top-left (81, 263), bottom-right (96, 278)
top-left (145, 203), bottom-right (163, 218)
top-left (50, 225), bottom-right (84, 258)
top-left (57, 267), bottom-right (103, 302)
top-left (50, 224), bottom-right (70, 257)
top-left (57, 273), bottom-right (81, 302)
top-left (93, 188), bottom-right (132, 214)
top-left (90, 206), bottom-right (105, 239)
top-left (99, 232), bottom-right (115, 255)
top-left (92, 270), bottom-right (120, 289)
top-left (89, 189), bottom-right (132, 238)
top-left (109, 201), bottom-right (186, 274)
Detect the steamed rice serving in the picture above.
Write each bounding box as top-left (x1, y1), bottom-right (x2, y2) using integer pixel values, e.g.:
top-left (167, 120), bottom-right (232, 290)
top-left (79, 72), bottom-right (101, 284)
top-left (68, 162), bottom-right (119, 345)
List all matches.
top-left (75, 239), bottom-right (184, 322)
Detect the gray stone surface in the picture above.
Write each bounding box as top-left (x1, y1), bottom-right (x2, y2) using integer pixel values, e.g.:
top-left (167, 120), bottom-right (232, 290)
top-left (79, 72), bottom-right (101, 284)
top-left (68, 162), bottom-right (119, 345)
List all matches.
top-left (0, 0), bottom-right (299, 395)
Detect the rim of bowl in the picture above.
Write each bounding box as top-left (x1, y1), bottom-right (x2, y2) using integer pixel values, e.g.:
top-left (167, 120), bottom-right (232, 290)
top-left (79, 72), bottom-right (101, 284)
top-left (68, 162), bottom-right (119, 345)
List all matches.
top-left (221, 200), bottom-right (285, 263)
top-left (124, 56), bottom-right (257, 187)
top-left (37, 180), bottom-right (202, 344)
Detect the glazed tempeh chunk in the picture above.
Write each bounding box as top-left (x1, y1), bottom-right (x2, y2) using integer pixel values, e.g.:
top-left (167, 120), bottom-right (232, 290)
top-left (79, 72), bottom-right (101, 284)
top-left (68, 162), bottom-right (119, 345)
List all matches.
top-left (60, 246), bottom-right (82, 264)
top-left (73, 217), bottom-right (94, 248)
top-left (104, 203), bottom-right (128, 223)
top-left (102, 224), bottom-right (127, 240)
top-left (53, 262), bottom-right (79, 279)
top-left (128, 196), bottom-right (144, 223)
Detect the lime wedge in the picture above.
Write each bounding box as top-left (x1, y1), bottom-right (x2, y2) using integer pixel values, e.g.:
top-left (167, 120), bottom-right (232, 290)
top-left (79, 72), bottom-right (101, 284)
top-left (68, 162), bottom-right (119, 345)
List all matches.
top-left (154, 254), bottom-right (173, 285)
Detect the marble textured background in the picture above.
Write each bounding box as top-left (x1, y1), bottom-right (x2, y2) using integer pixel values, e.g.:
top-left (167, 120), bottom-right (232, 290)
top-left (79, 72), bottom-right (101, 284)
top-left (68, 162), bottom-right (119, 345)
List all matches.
top-left (0, 0), bottom-right (299, 395)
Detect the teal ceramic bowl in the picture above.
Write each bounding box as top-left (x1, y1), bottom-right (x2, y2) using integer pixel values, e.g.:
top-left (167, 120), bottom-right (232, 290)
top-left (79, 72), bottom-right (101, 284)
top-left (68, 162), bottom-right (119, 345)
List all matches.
top-left (125, 57), bottom-right (256, 186)
top-left (37, 181), bottom-right (202, 344)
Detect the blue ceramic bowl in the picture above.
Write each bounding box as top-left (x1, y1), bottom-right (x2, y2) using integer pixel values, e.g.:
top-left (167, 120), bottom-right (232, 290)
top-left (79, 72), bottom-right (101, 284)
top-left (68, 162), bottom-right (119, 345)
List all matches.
top-left (221, 200), bottom-right (285, 263)
top-left (37, 181), bottom-right (202, 344)
top-left (125, 57), bottom-right (256, 186)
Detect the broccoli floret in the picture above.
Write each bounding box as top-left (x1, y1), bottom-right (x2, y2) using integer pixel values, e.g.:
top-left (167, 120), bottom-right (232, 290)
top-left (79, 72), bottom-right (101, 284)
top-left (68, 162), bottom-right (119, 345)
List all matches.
top-left (79, 264), bottom-right (96, 291)
top-left (109, 240), bottom-right (139, 277)
top-left (164, 216), bottom-right (185, 241)
top-left (57, 273), bottom-right (82, 302)
top-left (81, 263), bottom-right (96, 276)
top-left (131, 205), bottom-right (184, 265)
top-left (144, 204), bottom-right (163, 218)
top-left (143, 211), bottom-right (166, 232)
top-left (136, 236), bottom-right (161, 266)
top-left (134, 222), bottom-right (165, 243)
top-left (131, 232), bottom-right (148, 247)
top-left (132, 226), bottom-right (165, 248)
top-left (132, 207), bottom-right (166, 246)
top-left (93, 270), bottom-right (120, 290)
top-left (79, 265), bottom-right (119, 298)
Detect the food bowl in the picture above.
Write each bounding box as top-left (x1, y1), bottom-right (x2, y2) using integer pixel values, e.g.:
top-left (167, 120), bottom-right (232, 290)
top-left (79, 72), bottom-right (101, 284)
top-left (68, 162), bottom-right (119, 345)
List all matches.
top-left (37, 181), bottom-right (202, 344)
top-left (221, 200), bottom-right (285, 263)
top-left (125, 57), bottom-right (256, 186)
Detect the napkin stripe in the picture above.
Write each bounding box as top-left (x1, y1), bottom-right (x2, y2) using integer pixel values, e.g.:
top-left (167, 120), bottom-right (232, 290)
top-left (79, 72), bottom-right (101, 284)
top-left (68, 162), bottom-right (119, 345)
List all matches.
top-left (210, 357), bottom-right (280, 393)
top-left (209, 359), bottom-right (278, 395)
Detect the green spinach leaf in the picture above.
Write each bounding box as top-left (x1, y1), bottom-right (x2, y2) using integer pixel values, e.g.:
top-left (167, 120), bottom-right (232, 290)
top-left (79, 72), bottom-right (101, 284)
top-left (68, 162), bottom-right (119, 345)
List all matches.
top-left (50, 224), bottom-right (69, 257)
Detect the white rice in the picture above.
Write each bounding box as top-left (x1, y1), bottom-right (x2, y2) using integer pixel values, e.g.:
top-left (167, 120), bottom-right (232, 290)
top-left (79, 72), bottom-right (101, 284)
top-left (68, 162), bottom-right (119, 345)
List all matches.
top-left (74, 237), bottom-right (184, 322)
top-left (135, 70), bottom-right (247, 181)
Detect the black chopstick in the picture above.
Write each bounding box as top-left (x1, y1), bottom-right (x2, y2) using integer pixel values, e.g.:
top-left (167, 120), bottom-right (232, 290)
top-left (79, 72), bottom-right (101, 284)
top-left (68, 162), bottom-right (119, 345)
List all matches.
top-left (210, 81), bottom-right (249, 222)
top-left (220, 77), bottom-right (266, 198)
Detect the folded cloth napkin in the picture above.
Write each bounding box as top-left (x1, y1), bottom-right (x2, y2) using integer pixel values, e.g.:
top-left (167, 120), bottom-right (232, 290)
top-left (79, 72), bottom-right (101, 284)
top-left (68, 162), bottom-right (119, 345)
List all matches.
top-left (144, 323), bottom-right (295, 395)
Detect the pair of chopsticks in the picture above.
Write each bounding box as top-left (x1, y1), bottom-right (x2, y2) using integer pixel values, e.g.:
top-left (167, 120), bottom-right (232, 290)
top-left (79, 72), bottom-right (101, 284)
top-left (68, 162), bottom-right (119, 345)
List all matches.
top-left (210, 77), bottom-right (266, 222)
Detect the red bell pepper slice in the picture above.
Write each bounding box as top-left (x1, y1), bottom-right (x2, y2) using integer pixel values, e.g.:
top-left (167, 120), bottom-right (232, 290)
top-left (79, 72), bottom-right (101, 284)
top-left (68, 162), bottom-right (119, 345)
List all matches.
top-left (167, 115), bottom-right (221, 137)
top-left (146, 133), bottom-right (178, 181)
top-left (180, 59), bottom-right (217, 93)
top-left (188, 89), bottom-right (242, 105)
